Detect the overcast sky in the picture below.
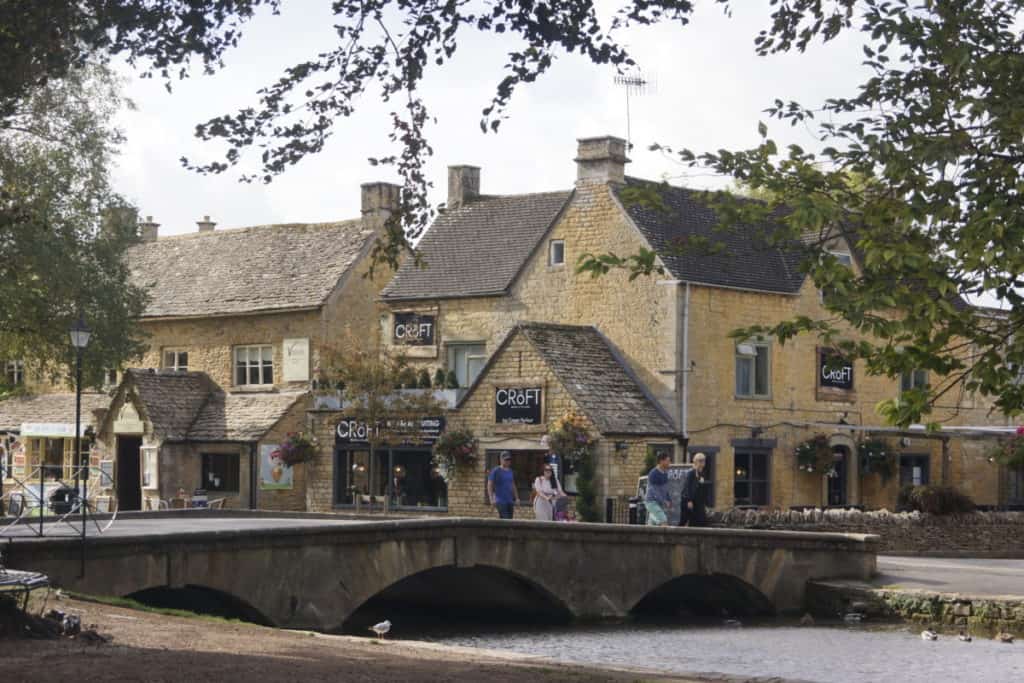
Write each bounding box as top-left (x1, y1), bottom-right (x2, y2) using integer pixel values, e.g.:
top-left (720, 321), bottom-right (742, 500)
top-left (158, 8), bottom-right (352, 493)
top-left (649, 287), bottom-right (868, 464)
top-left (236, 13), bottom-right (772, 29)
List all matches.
top-left (111, 2), bottom-right (869, 237)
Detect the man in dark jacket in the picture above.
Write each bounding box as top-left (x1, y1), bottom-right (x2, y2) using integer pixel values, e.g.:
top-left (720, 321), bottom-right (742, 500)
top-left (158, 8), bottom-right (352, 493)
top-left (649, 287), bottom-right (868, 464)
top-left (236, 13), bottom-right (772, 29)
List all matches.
top-left (679, 452), bottom-right (708, 527)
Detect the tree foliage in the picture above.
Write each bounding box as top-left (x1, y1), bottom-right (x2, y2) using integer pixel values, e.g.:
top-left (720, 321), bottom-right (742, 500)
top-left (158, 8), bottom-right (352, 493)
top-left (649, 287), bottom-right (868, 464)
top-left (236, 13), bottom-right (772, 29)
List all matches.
top-left (0, 63), bottom-right (148, 388)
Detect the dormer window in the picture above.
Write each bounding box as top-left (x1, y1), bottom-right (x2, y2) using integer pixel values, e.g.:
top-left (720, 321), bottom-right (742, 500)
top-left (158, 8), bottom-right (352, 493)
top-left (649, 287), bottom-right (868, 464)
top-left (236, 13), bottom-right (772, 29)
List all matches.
top-left (549, 239), bottom-right (565, 266)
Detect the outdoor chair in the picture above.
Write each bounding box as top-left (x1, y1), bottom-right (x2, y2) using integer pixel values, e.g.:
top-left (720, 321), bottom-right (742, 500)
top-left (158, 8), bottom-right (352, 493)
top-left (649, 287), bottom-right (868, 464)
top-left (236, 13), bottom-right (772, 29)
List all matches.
top-left (207, 498), bottom-right (226, 510)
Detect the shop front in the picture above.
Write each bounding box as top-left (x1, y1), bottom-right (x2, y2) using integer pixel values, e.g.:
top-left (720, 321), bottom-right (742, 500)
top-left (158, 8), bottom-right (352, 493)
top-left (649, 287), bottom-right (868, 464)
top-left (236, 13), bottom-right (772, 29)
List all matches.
top-left (332, 415), bottom-right (448, 511)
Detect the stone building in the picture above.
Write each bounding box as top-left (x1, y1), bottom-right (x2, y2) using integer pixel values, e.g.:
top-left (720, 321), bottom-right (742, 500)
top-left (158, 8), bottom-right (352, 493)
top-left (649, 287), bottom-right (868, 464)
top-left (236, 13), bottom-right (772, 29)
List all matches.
top-left (367, 135), bottom-right (1018, 516)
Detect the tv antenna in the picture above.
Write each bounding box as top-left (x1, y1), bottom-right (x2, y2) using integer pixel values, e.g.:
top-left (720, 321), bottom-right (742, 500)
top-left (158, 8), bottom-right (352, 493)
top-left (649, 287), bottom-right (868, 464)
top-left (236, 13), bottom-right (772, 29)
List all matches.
top-left (614, 70), bottom-right (655, 152)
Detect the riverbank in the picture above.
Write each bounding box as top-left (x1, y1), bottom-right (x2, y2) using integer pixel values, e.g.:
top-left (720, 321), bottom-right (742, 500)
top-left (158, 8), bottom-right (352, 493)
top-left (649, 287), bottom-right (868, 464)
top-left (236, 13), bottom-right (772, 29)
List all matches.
top-left (0, 595), bottom-right (733, 683)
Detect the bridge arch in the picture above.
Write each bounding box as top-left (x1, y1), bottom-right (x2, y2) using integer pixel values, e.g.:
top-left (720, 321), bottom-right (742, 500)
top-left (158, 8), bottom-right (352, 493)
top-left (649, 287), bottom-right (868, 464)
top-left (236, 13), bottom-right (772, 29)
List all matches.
top-left (126, 584), bottom-right (274, 626)
top-left (630, 573), bottom-right (775, 617)
top-left (340, 564), bottom-right (573, 633)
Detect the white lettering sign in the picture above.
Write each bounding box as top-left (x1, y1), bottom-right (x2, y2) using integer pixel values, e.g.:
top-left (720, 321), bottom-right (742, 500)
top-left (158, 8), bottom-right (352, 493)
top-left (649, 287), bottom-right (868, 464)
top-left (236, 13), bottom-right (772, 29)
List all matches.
top-left (283, 338), bottom-right (310, 382)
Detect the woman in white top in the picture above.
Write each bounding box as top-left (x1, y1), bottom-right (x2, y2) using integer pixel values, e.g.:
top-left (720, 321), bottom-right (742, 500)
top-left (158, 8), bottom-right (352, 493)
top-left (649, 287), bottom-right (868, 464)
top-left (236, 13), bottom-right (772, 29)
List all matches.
top-left (533, 465), bottom-right (564, 521)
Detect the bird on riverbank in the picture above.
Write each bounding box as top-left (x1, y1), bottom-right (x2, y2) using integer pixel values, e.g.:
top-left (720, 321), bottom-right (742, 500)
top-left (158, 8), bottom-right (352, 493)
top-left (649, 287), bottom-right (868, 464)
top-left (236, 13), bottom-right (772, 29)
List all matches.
top-left (722, 619), bottom-right (742, 628)
top-left (958, 631), bottom-right (972, 642)
top-left (842, 613), bottom-right (864, 624)
top-left (995, 631), bottom-right (1014, 644)
top-left (921, 630), bottom-right (938, 641)
top-left (369, 620), bottom-right (391, 640)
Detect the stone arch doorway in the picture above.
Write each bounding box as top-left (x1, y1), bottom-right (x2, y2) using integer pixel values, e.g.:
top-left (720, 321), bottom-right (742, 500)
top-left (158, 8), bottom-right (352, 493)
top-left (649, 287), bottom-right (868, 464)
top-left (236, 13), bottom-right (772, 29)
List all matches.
top-left (630, 573), bottom-right (775, 618)
top-left (827, 433), bottom-right (858, 507)
top-left (340, 565), bottom-right (573, 634)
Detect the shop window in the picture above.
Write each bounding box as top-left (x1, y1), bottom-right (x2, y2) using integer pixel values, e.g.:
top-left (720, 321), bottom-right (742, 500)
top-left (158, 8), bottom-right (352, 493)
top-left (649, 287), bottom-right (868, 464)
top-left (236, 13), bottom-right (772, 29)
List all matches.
top-left (162, 349), bottom-right (189, 372)
top-left (900, 369), bottom-right (928, 393)
top-left (1009, 467), bottom-right (1024, 505)
top-left (4, 360), bottom-right (24, 386)
top-left (899, 454), bottom-right (930, 487)
top-left (447, 343), bottom-right (486, 388)
top-left (549, 239), bottom-right (565, 266)
top-left (201, 453), bottom-right (240, 492)
top-left (735, 340), bottom-right (770, 398)
top-left (733, 450), bottom-right (769, 506)
top-left (43, 439), bottom-right (64, 481)
top-left (483, 450), bottom-right (547, 504)
top-left (333, 447), bottom-right (446, 509)
top-left (234, 345), bottom-right (273, 386)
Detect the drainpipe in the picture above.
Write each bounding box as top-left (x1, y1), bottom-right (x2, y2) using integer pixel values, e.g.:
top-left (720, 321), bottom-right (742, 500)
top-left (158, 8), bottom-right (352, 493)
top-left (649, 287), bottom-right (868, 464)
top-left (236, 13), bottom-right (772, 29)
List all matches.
top-left (248, 443), bottom-right (257, 510)
top-left (680, 282), bottom-right (691, 459)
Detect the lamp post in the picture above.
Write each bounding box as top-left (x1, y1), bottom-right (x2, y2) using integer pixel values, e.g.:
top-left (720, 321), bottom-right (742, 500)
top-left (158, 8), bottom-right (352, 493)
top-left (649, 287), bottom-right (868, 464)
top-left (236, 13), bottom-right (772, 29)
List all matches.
top-left (69, 316), bottom-right (91, 577)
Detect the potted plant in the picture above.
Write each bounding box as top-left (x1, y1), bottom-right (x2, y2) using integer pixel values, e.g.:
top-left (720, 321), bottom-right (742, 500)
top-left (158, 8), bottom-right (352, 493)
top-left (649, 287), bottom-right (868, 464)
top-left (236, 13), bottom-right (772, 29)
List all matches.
top-left (275, 432), bottom-right (318, 467)
top-left (794, 434), bottom-right (831, 474)
top-left (546, 411), bottom-right (598, 521)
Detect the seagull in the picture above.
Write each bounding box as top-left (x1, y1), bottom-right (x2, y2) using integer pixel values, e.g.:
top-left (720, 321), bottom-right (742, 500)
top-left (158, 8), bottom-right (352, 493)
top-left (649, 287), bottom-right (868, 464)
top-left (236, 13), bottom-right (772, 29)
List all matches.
top-left (921, 630), bottom-right (938, 641)
top-left (958, 631), bottom-right (972, 642)
top-left (369, 620), bottom-right (391, 640)
top-left (995, 631), bottom-right (1014, 644)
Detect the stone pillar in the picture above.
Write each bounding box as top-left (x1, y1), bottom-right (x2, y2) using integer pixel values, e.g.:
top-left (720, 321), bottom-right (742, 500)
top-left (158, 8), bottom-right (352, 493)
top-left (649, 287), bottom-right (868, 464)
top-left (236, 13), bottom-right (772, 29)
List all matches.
top-left (360, 182), bottom-right (402, 232)
top-left (447, 165), bottom-right (480, 210)
top-left (575, 136), bottom-right (629, 186)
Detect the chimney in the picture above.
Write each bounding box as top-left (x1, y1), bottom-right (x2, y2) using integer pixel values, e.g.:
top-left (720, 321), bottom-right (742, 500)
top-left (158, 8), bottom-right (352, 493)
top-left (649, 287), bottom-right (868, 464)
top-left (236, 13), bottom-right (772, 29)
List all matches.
top-left (360, 182), bottom-right (402, 232)
top-left (447, 165), bottom-right (480, 210)
top-left (575, 136), bottom-right (629, 186)
top-left (197, 215), bottom-right (217, 232)
top-left (139, 215), bottom-right (160, 243)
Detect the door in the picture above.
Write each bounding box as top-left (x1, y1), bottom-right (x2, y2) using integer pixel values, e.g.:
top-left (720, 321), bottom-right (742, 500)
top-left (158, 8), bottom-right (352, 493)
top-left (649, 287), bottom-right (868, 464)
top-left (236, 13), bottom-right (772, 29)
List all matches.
top-left (827, 447), bottom-right (848, 507)
top-left (116, 436), bottom-right (142, 511)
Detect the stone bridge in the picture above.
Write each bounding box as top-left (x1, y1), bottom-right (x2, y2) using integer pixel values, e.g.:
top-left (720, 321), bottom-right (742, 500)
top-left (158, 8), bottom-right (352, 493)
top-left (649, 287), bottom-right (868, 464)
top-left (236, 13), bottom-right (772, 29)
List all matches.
top-left (5, 516), bottom-right (877, 631)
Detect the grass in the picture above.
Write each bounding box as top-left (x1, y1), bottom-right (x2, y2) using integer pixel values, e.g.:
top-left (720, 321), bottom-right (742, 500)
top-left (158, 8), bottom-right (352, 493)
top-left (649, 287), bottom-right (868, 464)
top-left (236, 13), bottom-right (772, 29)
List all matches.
top-left (63, 591), bottom-right (256, 627)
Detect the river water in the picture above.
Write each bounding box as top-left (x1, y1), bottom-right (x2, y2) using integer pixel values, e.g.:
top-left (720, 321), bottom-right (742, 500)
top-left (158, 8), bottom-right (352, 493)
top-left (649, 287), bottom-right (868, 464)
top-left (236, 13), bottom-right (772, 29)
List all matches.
top-left (410, 619), bottom-right (1024, 683)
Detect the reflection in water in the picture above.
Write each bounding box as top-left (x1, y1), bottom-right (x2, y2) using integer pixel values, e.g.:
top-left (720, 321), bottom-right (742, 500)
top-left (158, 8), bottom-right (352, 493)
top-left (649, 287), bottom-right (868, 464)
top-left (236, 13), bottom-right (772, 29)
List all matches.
top-left (401, 619), bottom-right (1023, 683)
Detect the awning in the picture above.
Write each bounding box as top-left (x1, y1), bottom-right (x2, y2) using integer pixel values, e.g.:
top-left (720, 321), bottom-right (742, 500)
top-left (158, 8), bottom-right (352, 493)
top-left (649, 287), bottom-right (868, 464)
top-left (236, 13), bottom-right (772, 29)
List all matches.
top-left (19, 422), bottom-right (86, 438)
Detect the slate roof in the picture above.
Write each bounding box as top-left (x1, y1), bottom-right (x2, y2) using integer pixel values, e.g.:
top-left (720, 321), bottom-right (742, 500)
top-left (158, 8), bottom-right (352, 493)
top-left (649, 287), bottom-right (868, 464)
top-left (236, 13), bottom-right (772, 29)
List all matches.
top-left (127, 220), bottom-right (372, 318)
top-left (381, 191), bottom-right (572, 301)
top-left (461, 322), bottom-right (676, 436)
top-left (614, 177), bottom-right (808, 294)
top-left (122, 369), bottom-right (304, 443)
top-left (0, 393), bottom-right (111, 432)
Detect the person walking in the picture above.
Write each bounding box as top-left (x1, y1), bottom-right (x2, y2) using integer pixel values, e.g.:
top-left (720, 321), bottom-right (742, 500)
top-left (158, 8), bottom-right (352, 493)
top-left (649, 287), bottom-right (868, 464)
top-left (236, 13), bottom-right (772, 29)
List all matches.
top-left (680, 452), bottom-right (708, 527)
top-left (644, 451), bottom-right (672, 526)
top-left (532, 464), bottom-right (565, 521)
top-left (487, 451), bottom-right (518, 519)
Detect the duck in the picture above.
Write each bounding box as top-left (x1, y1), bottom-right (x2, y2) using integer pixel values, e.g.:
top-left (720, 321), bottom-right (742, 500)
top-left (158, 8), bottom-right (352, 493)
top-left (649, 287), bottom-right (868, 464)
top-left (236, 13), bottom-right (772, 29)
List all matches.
top-left (995, 631), bottom-right (1014, 644)
top-left (842, 612), bottom-right (865, 624)
top-left (369, 620), bottom-right (391, 640)
top-left (921, 629), bottom-right (938, 641)
top-left (799, 613), bottom-right (815, 626)
top-left (958, 630), bottom-right (972, 642)
top-left (722, 618), bottom-right (743, 628)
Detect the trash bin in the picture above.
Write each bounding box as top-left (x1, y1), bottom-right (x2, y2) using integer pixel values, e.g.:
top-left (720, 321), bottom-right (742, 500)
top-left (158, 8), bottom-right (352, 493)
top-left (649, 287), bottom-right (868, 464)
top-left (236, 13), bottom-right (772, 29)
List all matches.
top-left (50, 487), bottom-right (79, 515)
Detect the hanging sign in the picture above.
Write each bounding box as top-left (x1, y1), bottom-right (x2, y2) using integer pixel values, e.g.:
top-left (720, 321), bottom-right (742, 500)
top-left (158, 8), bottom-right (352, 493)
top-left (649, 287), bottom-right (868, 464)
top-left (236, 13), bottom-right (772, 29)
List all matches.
top-left (495, 387), bottom-right (542, 425)
top-left (392, 313), bottom-right (436, 346)
top-left (819, 349), bottom-right (854, 390)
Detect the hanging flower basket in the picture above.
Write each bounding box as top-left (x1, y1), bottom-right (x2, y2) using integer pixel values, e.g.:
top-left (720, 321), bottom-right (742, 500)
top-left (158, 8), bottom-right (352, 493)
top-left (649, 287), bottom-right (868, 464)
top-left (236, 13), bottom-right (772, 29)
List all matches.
top-left (276, 432), bottom-right (318, 467)
top-left (432, 429), bottom-right (478, 481)
top-left (546, 411), bottom-right (595, 465)
top-left (859, 438), bottom-right (896, 482)
top-left (990, 427), bottom-right (1024, 470)
top-left (794, 434), bottom-right (831, 474)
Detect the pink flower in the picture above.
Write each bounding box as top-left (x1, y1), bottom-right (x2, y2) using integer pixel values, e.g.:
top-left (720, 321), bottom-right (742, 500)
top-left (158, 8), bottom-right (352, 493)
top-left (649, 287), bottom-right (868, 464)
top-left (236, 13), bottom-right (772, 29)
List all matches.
top-left (1016, 426), bottom-right (1024, 436)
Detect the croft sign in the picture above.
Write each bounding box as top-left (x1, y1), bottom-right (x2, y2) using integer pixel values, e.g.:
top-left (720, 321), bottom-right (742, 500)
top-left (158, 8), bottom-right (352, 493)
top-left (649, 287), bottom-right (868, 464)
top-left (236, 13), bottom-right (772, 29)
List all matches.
top-left (495, 387), bottom-right (542, 425)
top-left (392, 313), bottom-right (435, 346)
top-left (819, 350), bottom-right (854, 390)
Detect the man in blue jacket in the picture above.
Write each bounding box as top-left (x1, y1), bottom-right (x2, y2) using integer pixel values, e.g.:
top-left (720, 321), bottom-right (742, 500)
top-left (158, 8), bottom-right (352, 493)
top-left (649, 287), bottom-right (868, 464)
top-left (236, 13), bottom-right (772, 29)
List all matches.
top-left (644, 451), bottom-right (672, 526)
top-left (487, 451), bottom-right (519, 519)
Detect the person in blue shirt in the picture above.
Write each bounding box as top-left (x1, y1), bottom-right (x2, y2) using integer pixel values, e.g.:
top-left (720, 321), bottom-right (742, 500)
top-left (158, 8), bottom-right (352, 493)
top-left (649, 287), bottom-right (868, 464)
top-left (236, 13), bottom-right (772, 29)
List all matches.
top-left (644, 451), bottom-right (672, 526)
top-left (487, 451), bottom-right (519, 519)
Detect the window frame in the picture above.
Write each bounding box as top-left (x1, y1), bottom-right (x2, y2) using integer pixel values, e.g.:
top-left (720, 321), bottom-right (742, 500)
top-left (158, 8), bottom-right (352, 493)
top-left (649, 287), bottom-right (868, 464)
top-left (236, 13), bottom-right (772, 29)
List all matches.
top-left (162, 348), bottom-right (189, 372)
top-left (900, 368), bottom-right (929, 393)
top-left (899, 453), bottom-right (930, 487)
top-left (4, 360), bottom-right (24, 386)
top-left (234, 344), bottom-right (274, 387)
top-left (735, 339), bottom-right (771, 399)
top-left (733, 449), bottom-right (770, 507)
top-left (826, 249), bottom-right (853, 267)
top-left (446, 342), bottom-right (487, 388)
top-left (201, 452), bottom-right (240, 492)
top-left (332, 445), bottom-right (448, 510)
top-left (548, 239), bottom-right (566, 267)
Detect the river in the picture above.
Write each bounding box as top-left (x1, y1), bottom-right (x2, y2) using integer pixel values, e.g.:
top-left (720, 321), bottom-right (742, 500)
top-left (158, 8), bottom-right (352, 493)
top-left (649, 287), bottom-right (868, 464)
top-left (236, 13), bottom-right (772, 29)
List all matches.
top-left (407, 619), bottom-right (1023, 683)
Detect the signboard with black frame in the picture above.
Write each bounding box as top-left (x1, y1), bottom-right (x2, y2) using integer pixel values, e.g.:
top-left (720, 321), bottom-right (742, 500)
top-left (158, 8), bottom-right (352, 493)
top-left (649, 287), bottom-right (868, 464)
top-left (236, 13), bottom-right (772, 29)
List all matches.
top-left (494, 387), bottom-right (543, 425)
top-left (818, 348), bottom-right (854, 391)
top-left (334, 416), bottom-right (446, 446)
top-left (392, 312), bottom-right (436, 346)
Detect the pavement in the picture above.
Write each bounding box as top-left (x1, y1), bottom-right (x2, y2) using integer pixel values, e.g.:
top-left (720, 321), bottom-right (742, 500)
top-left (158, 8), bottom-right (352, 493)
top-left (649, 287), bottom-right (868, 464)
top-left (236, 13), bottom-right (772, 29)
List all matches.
top-left (874, 556), bottom-right (1024, 598)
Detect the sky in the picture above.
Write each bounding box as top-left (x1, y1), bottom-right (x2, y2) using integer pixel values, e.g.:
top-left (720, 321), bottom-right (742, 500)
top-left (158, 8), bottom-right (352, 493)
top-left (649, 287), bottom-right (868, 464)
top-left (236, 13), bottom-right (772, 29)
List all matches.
top-left (110, 2), bottom-right (871, 237)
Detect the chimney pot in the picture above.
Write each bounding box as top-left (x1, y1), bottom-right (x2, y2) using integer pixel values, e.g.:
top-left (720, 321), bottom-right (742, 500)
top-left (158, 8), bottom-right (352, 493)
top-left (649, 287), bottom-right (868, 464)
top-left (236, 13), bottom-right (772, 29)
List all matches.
top-left (197, 215), bottom-right (217, 232)
top-left (575, 136), bottom-right (629, 186)
top-left (138, 215), bottom-right (160, 242)
top-left (447, 165), bottom-right (481, 210)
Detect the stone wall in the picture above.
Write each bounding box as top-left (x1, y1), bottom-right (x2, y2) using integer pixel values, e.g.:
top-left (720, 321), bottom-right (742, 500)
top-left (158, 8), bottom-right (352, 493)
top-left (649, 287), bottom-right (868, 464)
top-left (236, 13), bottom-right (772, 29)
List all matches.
top-left (714, 507), bottom-right (1024, 556)
top-left (254, 397), bottom-right (311, 512)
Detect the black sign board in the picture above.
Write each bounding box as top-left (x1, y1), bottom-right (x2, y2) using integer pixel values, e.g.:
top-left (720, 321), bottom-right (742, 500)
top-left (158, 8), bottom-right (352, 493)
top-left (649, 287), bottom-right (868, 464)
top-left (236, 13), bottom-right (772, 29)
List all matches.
top-left (392, 313), bottom-right (435, 346)
top-left (494, 387), bottom-right (542, 425)
top-left (819, 349), bottom-right (854, 390)
top-left (335, 416), bottom-right (446, 446)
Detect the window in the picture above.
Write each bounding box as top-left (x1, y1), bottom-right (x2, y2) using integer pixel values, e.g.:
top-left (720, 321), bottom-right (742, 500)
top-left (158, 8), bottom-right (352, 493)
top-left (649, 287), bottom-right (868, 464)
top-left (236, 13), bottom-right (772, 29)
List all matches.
top-left (483, 450), bottom-right (547, 504)
top-left (0, 435), bottom-right (15, 478)
top-left (4, 360), bottom-right (23, 386)
top-left (735, 340), bottom-right (770, 398)
top-left (549, 239), bottom-right (565, 266)
top-left (899, 454), bottom-right (930, 487)
top-left (333, 447), bottom-right (447, 509)
top-left (733, 450), bottom-right (770, 506)
top-left (900, 369), bottom-right (929, 393)
top-left (447, 343), bottom-right (486, 388)
top-left (826, 249), bottom-right (853, 267)
top-left (234, 345), bottom-right (273, 386)
top-left (162, 349), bottom-right (189, 372)
top-left (201, 453), bottom-right (240, 492)
top-left (1009, 467), bottom-right (1024, 506)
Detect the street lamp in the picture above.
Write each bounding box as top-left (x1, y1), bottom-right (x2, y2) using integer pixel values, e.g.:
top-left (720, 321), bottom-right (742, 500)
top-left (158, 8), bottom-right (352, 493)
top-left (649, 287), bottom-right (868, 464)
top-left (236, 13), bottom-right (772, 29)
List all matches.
top-left (69, 315), bottom-right (91, 577)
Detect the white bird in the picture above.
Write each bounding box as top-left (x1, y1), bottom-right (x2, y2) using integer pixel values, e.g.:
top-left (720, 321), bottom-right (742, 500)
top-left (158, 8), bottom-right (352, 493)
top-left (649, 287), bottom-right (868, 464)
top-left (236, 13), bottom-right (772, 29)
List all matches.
top-left (369, 620), bottom-right (391, 640)
top-left (921, 630), bottom-right (938, 641)
top-left (958, 631), bottom-right (972, 642)
top-left (842, 613), bottom-right (865, 624)
top-left (722, 618), bottom-right (742, 628)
